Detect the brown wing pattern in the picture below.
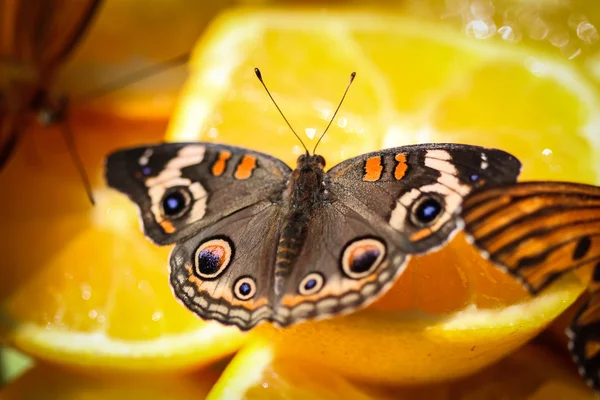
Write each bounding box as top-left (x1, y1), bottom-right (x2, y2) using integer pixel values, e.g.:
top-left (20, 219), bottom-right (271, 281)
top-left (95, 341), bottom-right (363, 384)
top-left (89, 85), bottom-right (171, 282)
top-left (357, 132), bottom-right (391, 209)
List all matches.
top-left (462, 181), bottom-right (600, 394)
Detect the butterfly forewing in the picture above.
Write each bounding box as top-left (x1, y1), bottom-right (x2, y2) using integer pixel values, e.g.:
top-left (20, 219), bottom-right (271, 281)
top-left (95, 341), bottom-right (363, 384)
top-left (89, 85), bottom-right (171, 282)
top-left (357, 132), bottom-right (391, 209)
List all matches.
top-left (105, 143), bottom-right (292, 245)
top-left (328, 143), bottom-right (522, 254)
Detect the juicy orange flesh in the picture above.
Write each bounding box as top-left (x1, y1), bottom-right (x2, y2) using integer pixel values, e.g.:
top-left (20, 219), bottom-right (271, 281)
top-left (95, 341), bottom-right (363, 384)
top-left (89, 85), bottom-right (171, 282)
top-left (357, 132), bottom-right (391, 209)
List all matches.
top-left (180, 17), bottom-right (596, 183)
top-left (171, 11), bottom-right (598, 317)
top-left (372, 233), bottom-right (530, 313)
top-left (0, 111), bottom-right (208, 340)
top-left (0, 8), bottom-right (596, 380)
top-left (222, 343), bottom-right (595, 400)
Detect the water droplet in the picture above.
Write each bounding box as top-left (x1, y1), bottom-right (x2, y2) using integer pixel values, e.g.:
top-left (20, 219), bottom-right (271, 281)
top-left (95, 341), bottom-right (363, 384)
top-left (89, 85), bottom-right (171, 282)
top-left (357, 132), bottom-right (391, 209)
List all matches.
top-left (470, 1), bottom-right (495, 19)
top-left (207, 127), bottom-right (219, 139)
top-left (466, 19), bottom-right (496, 39)
top-left (88, 309), bottom-right (98, 319)
top-left (305, 127), bottom-right (316, 139)
top-left (568, 13), bottom-right (588, 30)
top-left (262, 382), bottom-right (269, 389)
top-left (548, 30), bottom-right (570, 48)
top-left (524, 57), bottom-right (546, 77)
top-left (577, 22), bottom-right (599, 44)
top-left (292, 145), bottom-right (304, 155)
top-left (542, 148), bottom-right (552, 156)
top-left (337, 117), bottom-right (347, 128)
top-left (527, 18), bottom-right (549, 41)
top-left (151, 311), bottom-right (163, 322)
top-left (97, 315), bottom-right (106, 324)
top-left (498, 25), bottom-right (521, 42)
top-left (81, 284), bottom-right (92, 300)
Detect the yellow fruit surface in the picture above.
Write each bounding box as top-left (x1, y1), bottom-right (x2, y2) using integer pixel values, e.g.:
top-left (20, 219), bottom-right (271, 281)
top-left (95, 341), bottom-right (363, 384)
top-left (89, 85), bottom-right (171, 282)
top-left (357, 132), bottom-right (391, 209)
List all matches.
top-left (166, 8), bottom-right (597, 383)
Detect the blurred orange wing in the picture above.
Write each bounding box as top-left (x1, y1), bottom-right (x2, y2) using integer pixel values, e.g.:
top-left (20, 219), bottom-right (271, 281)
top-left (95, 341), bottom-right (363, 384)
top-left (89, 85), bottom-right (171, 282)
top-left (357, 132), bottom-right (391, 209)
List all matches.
top-left (0, 0), bottom-right (101, 168)
top-left (0, 0), bottom-right (102, 70)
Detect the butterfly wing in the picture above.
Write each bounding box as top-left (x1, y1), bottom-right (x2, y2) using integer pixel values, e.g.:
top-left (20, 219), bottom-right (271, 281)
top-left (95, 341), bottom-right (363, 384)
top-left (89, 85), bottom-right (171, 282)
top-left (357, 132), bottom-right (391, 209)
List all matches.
top-left (166, 181), bottom-right (413, 330)
top-left (461, 181), bottom-right (600, 393)
top-left (570, 285), bottom-right (600, 393)
top-left (327, 143), bottom-right (522, 254)
top-left (105, 143), bottom-right (292, 245)
top-left (0, 0), bottom-right (102, 70)
top-left (106, 143), bottom-right (291, 330)
top-left (461, 181), bottom-right (600, 294)
top-left (264, 144), bottom-right (521, 327)
top-left (0, 0), bottom-right (101, 168)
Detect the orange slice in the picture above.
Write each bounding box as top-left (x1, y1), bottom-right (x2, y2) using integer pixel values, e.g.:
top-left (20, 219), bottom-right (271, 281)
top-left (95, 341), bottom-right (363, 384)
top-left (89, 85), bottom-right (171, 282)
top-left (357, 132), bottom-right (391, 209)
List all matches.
top-left (0, 112), bottom-right (246, 370)
top-left (206, 340), bottom-right (596, 399)
top-left (165, 8), bottom-right (597, 383)
top-left (0, 361), bottom-right (218, 400)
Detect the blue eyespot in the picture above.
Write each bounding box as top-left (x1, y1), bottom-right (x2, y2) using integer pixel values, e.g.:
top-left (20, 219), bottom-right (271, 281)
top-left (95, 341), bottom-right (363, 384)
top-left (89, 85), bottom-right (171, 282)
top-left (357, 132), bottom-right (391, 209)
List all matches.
top-left (234, 277), bottom-right (256, 300)
top-left (299, 273), bottom-right (325, 295)
top-left (161, 188), bottom-right (190, 218)
top-left (142, 167), bottom-right (152, 176)
top-left (304, 279), bottom-right (317, 290)
top-left (196, 250), bottom-right (222, 276)
top-left (470, 174), bottom-right (479, 182)
top-left (239, 282), bottom-right (251, 296)
top-left (414, 197), bottom-right (442, 225)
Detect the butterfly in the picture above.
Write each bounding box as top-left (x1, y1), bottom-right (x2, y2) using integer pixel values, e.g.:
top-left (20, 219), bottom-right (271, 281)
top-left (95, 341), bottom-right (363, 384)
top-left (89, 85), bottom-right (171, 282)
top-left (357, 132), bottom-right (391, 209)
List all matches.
top-left (461, 181), bottom-right (600, 394)
top-left (104, 69), bottom-right (522, 331)
top-left (1, 0), bottom-right (102, 203)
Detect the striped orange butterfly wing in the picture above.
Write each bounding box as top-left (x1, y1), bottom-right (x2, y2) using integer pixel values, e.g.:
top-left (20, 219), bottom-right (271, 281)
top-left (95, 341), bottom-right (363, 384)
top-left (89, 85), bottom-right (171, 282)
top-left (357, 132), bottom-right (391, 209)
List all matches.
top-left (461, 181), bottom-right (600, 393)
top-left (569, 270), bottom-right (600, 391)
top-left (0, 0), bottom-right (101, 168)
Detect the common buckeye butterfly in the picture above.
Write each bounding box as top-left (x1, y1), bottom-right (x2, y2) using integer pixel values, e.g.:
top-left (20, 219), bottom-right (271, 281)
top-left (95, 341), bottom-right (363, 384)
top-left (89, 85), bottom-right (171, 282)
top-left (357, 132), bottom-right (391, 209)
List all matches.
top-left (104, 69), bottom-right (522, 330)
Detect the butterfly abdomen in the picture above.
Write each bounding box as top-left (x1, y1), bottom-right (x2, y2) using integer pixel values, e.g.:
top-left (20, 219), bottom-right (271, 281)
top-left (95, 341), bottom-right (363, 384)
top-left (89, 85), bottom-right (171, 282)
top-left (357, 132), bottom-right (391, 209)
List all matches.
top-left (273, 155), bottom-right (329, 296)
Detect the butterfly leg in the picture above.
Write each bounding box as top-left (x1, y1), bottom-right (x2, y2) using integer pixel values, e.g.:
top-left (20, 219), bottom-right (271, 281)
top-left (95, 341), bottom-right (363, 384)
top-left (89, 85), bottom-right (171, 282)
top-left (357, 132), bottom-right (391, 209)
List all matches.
top-left (567, 263), bottom-right (600, 394)
top-left (0, 124), bottom-right (22, 170)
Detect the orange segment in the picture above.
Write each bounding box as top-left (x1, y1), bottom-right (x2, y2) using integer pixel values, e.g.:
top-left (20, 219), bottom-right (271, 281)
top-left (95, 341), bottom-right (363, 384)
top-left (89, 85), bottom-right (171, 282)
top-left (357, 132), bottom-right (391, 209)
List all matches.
top-left (207, 340), bottom-right (596, 400)
top-left (166, 8), bottom-right (596, 384)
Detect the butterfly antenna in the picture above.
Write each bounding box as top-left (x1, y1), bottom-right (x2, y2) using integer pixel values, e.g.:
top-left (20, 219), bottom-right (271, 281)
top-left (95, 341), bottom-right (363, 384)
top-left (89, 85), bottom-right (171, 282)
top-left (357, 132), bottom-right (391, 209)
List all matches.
top-left (254, 68), bottom-right (309, 155)
top-left (312, 72), bottom-right (356, 155)
top-left (60, 119), bottom-right (95, 206)
top-left (76, 52), bottom-right (190, 102)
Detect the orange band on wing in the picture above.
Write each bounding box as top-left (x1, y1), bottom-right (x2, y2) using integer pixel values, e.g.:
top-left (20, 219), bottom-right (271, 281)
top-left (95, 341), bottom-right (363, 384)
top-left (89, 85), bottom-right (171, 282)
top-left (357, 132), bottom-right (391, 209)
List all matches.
top-left (394, 153), bottom-right (407, 180)
top-left (363, 156), bottom-right (383, 181)
top-left (211, 151), bottom-right (231, 176)
top-left (234, 155), bottom-right (257, 180)
top-left (160, 220), bottom-right (176, 233)
top-left (410, 227), bottom-right (432, 242)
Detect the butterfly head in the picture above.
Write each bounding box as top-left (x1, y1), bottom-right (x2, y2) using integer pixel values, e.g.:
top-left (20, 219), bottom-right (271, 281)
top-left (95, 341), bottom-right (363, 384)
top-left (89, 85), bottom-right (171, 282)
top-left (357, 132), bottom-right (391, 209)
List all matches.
top-left (297, 154), bottom-right (326, 171)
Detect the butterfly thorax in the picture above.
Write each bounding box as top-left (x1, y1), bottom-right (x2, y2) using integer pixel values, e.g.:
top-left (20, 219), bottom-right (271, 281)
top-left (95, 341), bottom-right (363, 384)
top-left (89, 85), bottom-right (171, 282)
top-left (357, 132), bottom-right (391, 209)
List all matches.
top-left (274, 154), bottom-right (330, 295)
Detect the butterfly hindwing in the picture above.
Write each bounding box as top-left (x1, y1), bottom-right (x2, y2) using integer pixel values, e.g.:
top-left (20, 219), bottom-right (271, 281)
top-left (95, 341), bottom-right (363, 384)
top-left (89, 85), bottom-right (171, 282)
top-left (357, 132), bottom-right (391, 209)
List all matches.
top-left (168, 192), bottom-right (411, 331)
top-left (105, 142), bottom-right (292, 245)
top-left (328, 143), bottom-right (522, 254)
top-left (168, 201), bottom-right (283, 330)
